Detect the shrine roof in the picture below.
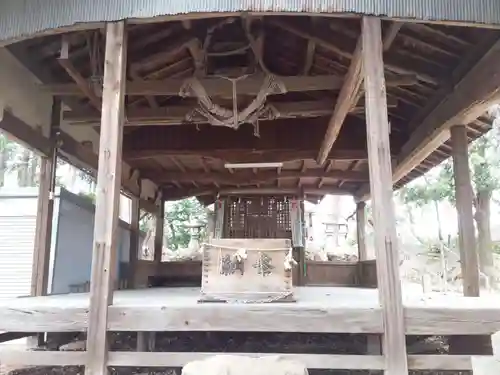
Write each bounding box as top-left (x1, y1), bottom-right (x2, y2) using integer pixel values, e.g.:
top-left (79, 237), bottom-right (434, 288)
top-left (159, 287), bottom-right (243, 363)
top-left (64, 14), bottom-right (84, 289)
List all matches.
top-left (5, 15), bottom-right (497, 203)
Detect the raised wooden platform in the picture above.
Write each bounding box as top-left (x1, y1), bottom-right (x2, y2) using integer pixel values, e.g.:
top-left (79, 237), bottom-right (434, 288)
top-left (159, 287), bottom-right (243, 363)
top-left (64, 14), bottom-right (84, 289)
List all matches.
top-left (0, 287), bottom-right (499, 335)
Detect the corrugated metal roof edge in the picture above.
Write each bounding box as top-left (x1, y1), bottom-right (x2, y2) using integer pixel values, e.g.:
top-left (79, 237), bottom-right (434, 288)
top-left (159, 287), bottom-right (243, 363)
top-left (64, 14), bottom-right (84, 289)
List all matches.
top-left (0, 0), bottom-right (500, 46)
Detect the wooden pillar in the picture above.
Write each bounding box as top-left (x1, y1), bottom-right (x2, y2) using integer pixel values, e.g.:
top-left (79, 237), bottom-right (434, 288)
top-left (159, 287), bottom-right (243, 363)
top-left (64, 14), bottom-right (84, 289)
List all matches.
top-left (85, 21), bottom-right (127, 375)
top-left (356, 201), bottom-right (367, 261)
top-left (154, 198), bottom-right (165, 264)
top-left (362, 17), bottom-right (408, 375)
top-left (128, 196), bottom-right (140, 289)
top-left (31, 98), bottom-right (60, 297)
top-left (451, 125), bottom-right (480, 297)
top-left (30, 98), bottom-right (60, 348)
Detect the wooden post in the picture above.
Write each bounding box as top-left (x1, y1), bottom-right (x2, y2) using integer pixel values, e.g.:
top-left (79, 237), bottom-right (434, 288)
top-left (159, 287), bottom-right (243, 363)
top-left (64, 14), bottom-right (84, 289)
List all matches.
top-left (31, 98), bottom-right (60, 297)
top-left (451, 125), bottom-right (480, 297)
top-left (356, 201), bottom-right (367, 261)
top-left (85, 21), bottom-right (127, 375)
top-left (362, 16), bottom-right (408, 375)
top-left (30, 98), bottom-right (60, 348)
top-left (128, 196), bottom-right (140, 289)
top-left (154, 199), bottom-right (164, 264)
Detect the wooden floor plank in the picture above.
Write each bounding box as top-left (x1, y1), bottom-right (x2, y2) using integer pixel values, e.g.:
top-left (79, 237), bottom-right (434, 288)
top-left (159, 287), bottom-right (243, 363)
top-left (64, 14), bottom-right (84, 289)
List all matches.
top-left (0, 287), bottom-right (498, 335)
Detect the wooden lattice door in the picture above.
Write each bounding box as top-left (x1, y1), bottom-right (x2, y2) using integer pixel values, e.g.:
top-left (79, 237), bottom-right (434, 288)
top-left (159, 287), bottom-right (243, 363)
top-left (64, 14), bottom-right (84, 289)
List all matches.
top-left (224, 196), bottom-right (292, 239)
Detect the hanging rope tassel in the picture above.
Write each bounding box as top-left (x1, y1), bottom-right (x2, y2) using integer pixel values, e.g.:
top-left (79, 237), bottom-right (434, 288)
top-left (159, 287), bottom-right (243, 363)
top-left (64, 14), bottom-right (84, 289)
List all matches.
top-left (284, 248), bottom-right (298, 271)
top-left (233, 248), bottom-right (248, 263)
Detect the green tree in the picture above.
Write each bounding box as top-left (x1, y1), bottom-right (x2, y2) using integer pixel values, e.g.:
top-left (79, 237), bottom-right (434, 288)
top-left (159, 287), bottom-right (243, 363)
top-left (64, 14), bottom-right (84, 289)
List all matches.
top-left (165, 198), bottom-right (207, 250)
top-left (138, 198), bottom-right (208, 251)
top-left (0, 133), bottom-right (15, 187)
top-left (400, 113), bottom-right (500, 283)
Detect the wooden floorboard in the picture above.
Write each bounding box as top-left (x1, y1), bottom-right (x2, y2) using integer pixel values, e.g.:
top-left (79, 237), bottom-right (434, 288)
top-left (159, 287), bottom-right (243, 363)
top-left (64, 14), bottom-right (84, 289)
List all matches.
top-left (0, 287), bottom-right (499, 334)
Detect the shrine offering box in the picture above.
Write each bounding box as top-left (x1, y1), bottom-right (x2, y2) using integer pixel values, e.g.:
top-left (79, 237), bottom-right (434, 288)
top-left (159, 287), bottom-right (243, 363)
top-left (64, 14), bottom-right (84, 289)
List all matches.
top-left (199, 238), bottom-right (295, 303)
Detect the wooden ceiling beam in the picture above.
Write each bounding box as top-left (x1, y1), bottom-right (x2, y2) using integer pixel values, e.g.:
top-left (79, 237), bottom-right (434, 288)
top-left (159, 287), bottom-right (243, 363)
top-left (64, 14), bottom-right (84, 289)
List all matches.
top-left (317, 38), bottom-right (364, 165)
top-left (162, 185), bottom-right (353, 201)
top-left (124, 149), bottom-right (369, 163)
top-left (63, 98), bottom-right (398, 126)
top-left (43, 74), bottom-right (417, 98)
top-left (150, 169), bottom-right (368, 184)
top-left (58, 36), bottom-right (102, 111)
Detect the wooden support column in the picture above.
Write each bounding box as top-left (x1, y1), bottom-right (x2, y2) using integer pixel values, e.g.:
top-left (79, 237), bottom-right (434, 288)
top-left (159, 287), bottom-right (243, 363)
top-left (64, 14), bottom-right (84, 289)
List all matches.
top-left (355, 201), bottom-right (367, 261)
top-left (154, 198), bottom-right (165, 264)
top-left (362, 17), bottom-right (408, 375)
top-left (128, 196), bottom-right (140, 289)
top-left (30, 98), bottom-right (60, 348)
top-left (31, 99), bottom-right (60, 297)
top-left (451, 125), bottom-right (480, 297)
top-left (85, 21), bottom-right (127, 375)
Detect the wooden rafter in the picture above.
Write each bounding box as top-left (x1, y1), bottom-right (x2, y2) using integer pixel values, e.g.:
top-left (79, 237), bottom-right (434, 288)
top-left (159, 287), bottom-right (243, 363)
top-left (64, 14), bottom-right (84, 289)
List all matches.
top-left (318, 160), bottom-right (334, 188)
top-left (43, 74), bottom-right (417, 98)
top-left (130, 34), bottom-right (197, 73)
top-left (129, 67), bottom-right (158, 108)
top-left (393, 36), bottom-right (500, 177)
top-left (58, 36), bottom-right (101, 111)
top-left (186, 39), bottom-right (205, 75)
top-left (303, 41), bottom-right (316, 74)
top-left (356, 32), bottom-right (500, 201)
top-left (268, 18), bottom-right (437, 85)
top-left (383, 22), bottom-right (403, 51)
top-left (317, 38), bottom-right (364, 165)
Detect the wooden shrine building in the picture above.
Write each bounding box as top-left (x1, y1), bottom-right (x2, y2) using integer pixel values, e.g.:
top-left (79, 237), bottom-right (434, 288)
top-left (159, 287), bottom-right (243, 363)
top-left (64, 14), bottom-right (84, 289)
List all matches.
top-left (0, 1), bottom-right (500, 374)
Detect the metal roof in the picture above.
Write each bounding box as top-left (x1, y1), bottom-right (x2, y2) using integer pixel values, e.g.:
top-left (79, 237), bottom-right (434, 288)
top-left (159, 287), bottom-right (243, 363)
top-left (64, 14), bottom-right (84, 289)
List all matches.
top-left (0, 0), bottom-right (499, 45)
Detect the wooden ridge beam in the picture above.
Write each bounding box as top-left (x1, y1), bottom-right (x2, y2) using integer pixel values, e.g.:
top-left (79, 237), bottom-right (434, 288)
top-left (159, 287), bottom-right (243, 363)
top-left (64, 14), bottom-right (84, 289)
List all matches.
top-left (317, 37), bottom-right (364, 165)
top-left (63, 98), bottom-right (399, 126)
top-left (43, 74), bottom-right (417, 98)
top-left (151, 169), bottom-right (369, 185)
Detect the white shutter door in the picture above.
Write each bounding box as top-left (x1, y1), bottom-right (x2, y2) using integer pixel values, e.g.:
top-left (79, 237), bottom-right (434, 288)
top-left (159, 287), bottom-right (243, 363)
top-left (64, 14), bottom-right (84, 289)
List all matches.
top-left (0, 216), bottom-right (36, 299)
